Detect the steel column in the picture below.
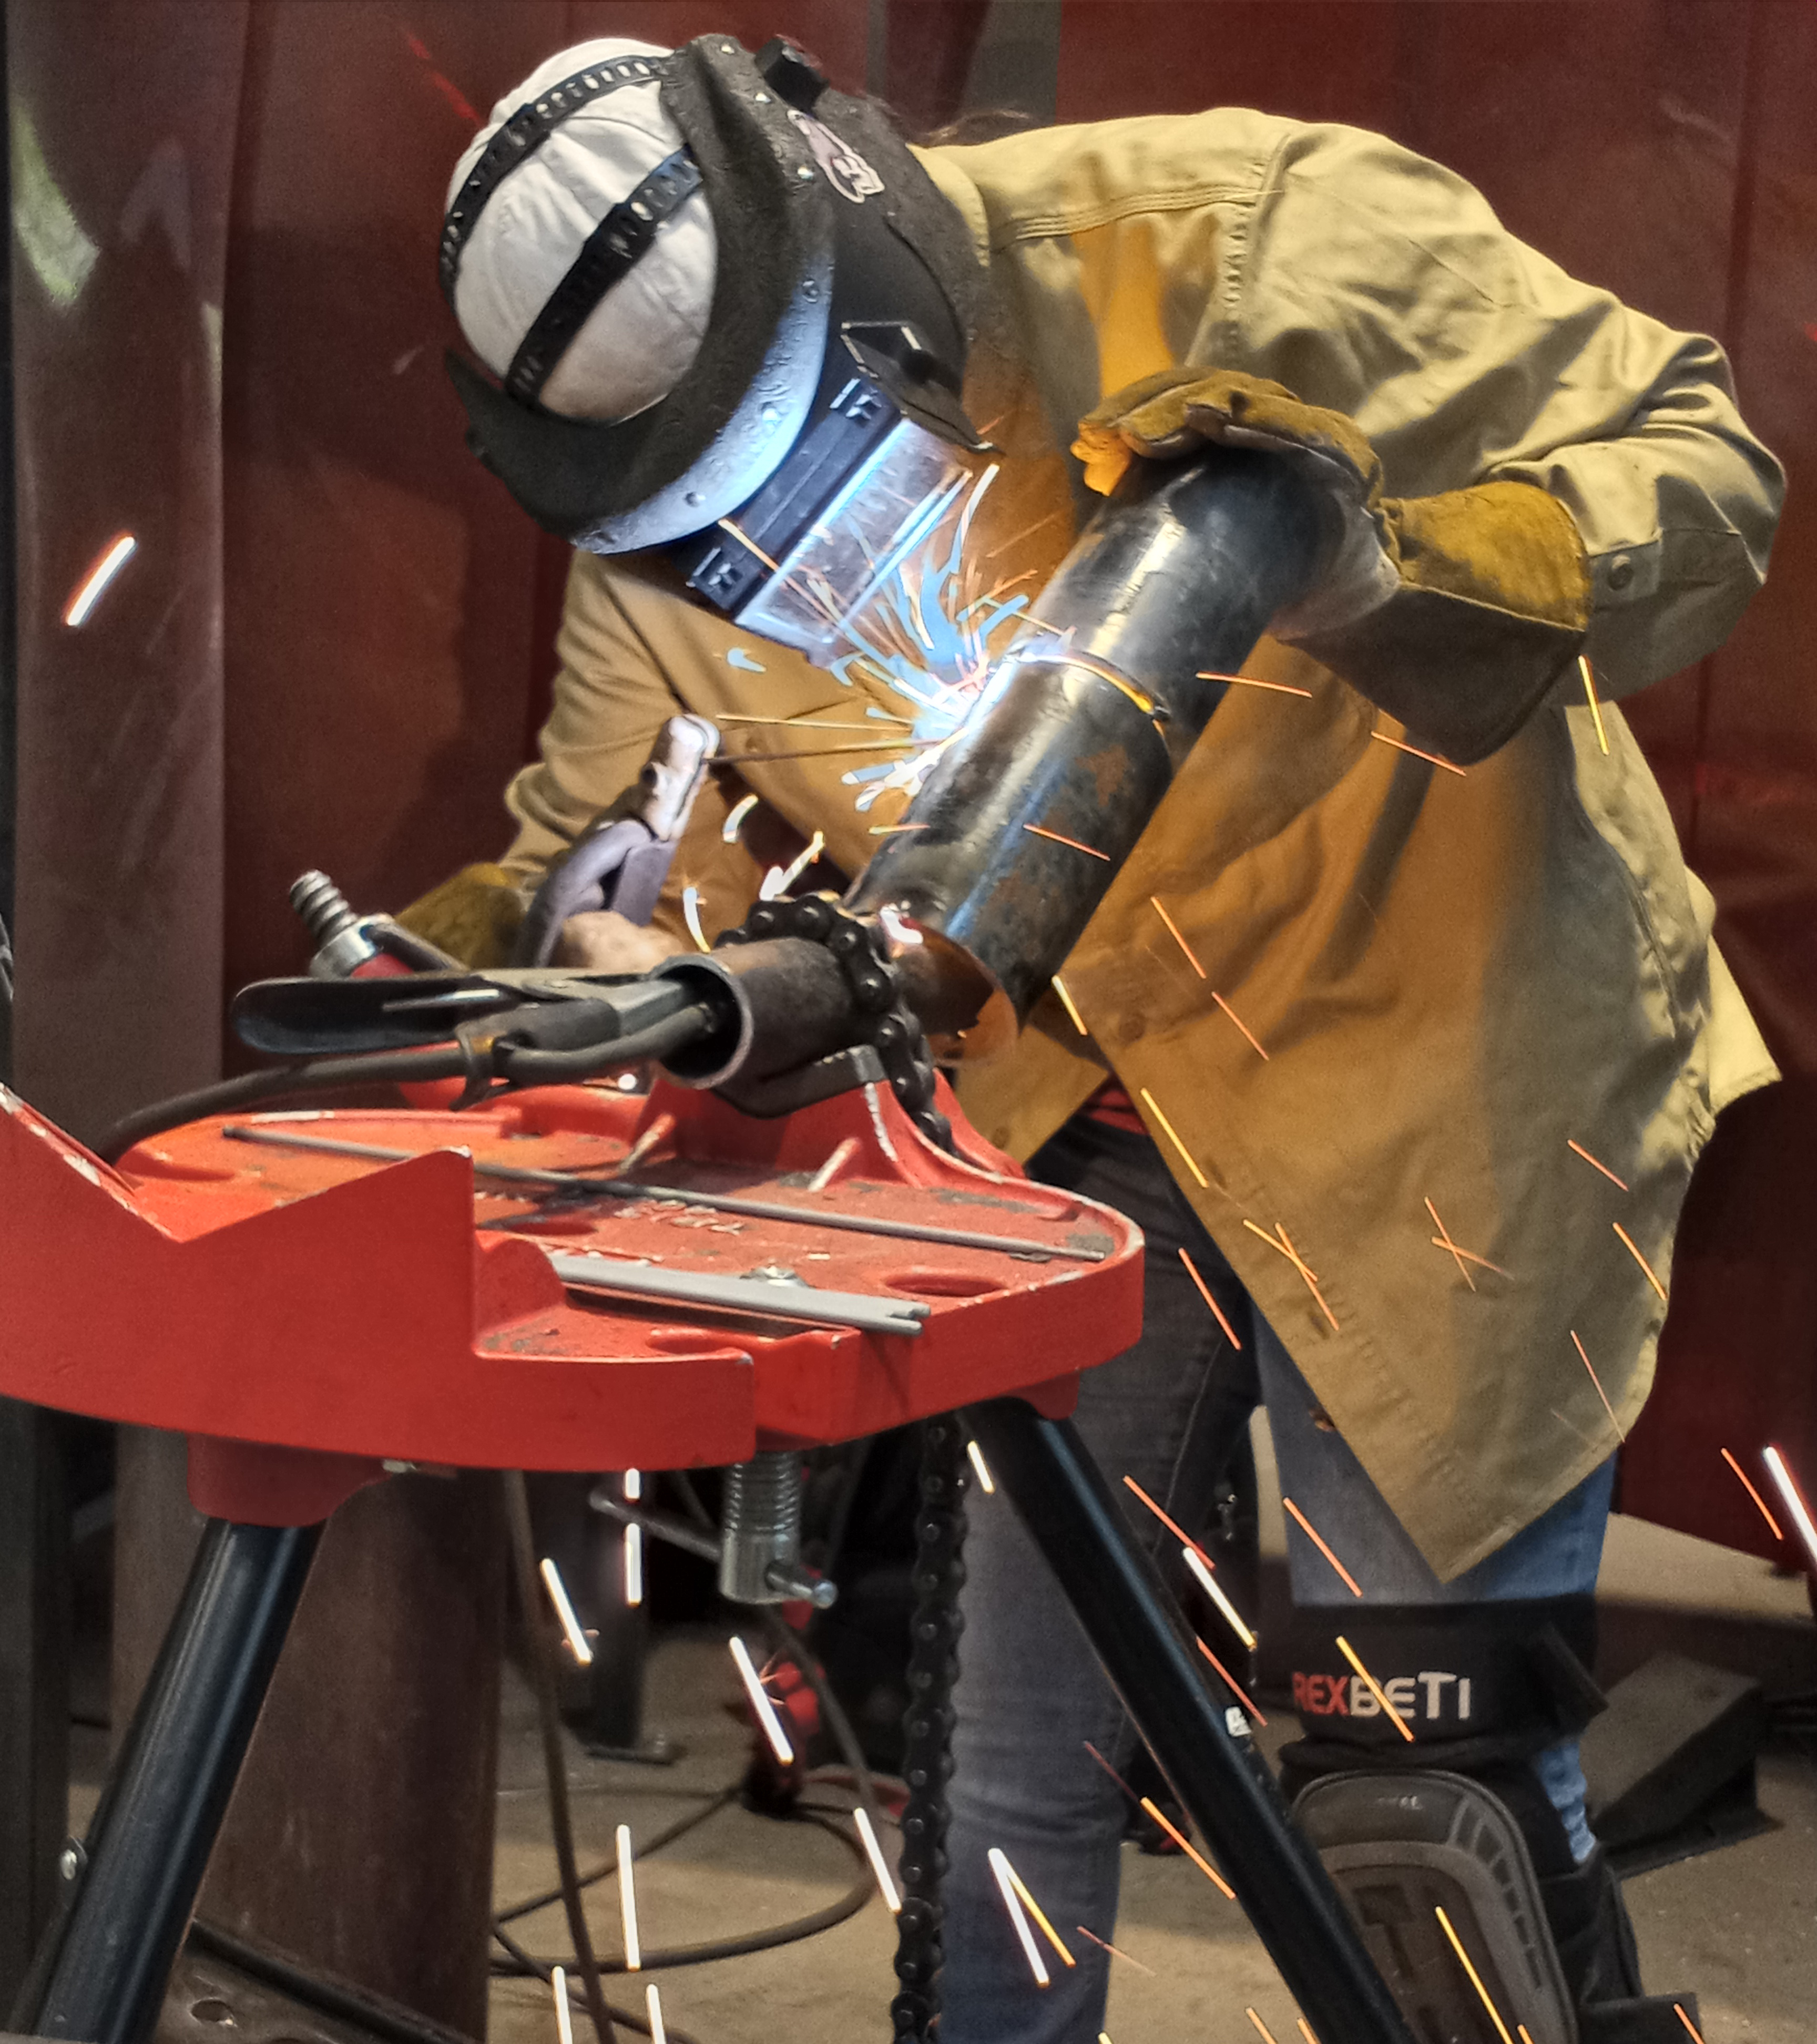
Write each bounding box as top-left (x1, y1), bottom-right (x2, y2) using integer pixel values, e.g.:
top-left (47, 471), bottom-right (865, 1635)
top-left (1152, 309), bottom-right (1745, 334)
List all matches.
top-left (14, 1516), bottom-right (320, 2044)
top-left (966, 1397), bottom-right (1416, 2044)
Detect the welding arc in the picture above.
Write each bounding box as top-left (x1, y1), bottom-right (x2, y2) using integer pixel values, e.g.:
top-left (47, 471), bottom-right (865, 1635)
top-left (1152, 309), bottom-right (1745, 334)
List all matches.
top-left (96, 1003), bottom-right (714, 1163)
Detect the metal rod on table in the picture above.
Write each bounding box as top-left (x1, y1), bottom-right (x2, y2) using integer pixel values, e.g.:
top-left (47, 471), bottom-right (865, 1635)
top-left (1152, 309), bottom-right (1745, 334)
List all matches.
top-left (547, 1253), bottom-right (927, 1338)
top-left (13, 1518), bottom-right (321, 2044)
top-left (217, 1123), bottom-right (1104, 1263)
top-left (964, 1399), bottom-right (1416, 2044)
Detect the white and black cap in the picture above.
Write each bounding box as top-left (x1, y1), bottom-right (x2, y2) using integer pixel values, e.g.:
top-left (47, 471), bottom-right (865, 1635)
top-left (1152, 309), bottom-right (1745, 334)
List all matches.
top-left (443, 38), bottom-right (713, 421)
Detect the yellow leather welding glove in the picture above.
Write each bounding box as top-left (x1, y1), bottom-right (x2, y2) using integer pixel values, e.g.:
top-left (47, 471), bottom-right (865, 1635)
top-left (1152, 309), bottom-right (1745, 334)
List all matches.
top-left (394, 862), bottom-right (527, 968)
top-left (1074, 368), bottom-right (1591, 765)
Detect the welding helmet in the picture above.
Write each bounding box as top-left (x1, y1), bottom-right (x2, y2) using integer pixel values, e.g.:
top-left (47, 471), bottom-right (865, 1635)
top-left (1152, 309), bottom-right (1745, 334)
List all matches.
top-left (442, 32), bottom-right (989, 668)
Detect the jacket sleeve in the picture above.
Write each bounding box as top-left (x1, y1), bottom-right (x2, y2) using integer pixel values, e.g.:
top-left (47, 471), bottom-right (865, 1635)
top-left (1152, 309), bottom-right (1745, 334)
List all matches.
top-left (498, 551), bottom-right (682, 880)
top-left (1209, 122), bottom-right (1784, 698)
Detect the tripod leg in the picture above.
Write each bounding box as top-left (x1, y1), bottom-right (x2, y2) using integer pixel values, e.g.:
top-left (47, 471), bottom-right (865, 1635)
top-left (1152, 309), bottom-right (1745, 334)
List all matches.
top-left (12, 1517), bottom-right (321, 2044)
top-left (965, 1398), bottom-right (1414, 2044)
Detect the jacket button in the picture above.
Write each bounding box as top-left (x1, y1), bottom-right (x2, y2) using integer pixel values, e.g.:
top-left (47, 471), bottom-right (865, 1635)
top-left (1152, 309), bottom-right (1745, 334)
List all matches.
top-left (1606, 554), bottom-right (1635, 590)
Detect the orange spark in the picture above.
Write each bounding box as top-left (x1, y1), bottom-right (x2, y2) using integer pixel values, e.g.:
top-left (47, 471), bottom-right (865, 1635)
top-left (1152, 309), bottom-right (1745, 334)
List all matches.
top-left (1579, 655), bottom-right (1610, 756)
top-left (1024, 822), bottom-right (1110, 861)
top-left (1570, 1330), bottom-right (1627, 1443)
top-left (1241, 1219), bottom-right (1339, 1331)
top-left (1211, 990), bottom-right (1270, 1060)
top-left (1074, 1924), bottom-right (1154, 1976)
top-left (1552, 1408), bottom-right (1603, 1455)
top-left (1245, 2014), bottom-right (1282, 2044)
top-left (1335, 1634), bottom-right (1415, 1743)
top-left (1436, 1906), bottom-right (1515, 2044)
top-left (1567, 1139), bottom-right (1629, 1191)
top-left (1371, 730), bottom-right (1467, 777)
top-left (1179, 1246), bottom-right (1244, 1350)
top-left (992, 1852), bottom-right (1074, 1967)
top-left (1083, 1740), bottom-right (1139, 1804)
top-left (1427, 1238), bottom-right (1513, 1278)
top-left (1138, 1088), bottom-right (1208, 1188)
top-left (1139, 1797), bottom-right (1234, 1898)
top-left (1282, 1497), bottom-right (1363, 1597)
top-left (1123, 1474), bottom-right (1216, 1574)
top-left (1051, 975), bottom-right (1090, 1036)
top-left (717, 518), bottom-right (782, 574)
top-left (1612, 1221), bottom-right (1668, 1303)
top-left (1197, 670), bottom-right (1315, 698)
top-left (1762, 1447), bottom-right (1817, 1572)
top-left (63, 533), bottom-right (137, 628)
top-left (868, 821), bottom-right (931, 834)
top-left (1297, 2024), bottom-right (1321, 2044)
top-left (1673, 2004), bottom-right (1707, 2044)
top-left (1424, 1197), bottom-right (1477, 1293)
top-left (1721, 1447), bottom-right (1783, 1541)
top-left (1197, 1634), bottom-right (1268, 1725)
top-left (1150, 896), bottom-right (1206, 977)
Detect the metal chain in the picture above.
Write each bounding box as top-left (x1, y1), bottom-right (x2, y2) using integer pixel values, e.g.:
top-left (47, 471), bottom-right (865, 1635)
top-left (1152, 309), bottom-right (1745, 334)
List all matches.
top-left (717, 895), bottom-right (953, 1150)
top-left (890, 1414), bottom-right (969, 2040)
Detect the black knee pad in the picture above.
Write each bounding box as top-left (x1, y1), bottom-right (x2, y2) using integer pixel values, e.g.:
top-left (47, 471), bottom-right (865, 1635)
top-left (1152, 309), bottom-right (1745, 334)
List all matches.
top-left (1279, 1595), bottom-right (1606, 1783)
top-left (1281, 1599), bottom-right (1701, 2041)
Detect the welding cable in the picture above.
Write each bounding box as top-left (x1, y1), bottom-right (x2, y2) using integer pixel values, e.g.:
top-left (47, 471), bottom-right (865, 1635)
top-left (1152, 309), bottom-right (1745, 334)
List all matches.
top-left (491, 1467), bottom-right (895, 1981)
top-left (492, 1787), bottom-right (739, 1928)
top-left (488, 1809), bottom-right (872, 1978)
top-left (504, 1469), bottom-right (618, 2044)
top-left (95, 1004), bottom-right (714, 1163)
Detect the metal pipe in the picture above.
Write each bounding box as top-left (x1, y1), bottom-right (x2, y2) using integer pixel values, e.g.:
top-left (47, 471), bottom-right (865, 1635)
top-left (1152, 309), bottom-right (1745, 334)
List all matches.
top-left (850, 447), bottom-right (1324, 1052)
top-left (964, 1399), bottom-right (1416, 2044)
top-left (14, 1518), bottom-right (321, 2044)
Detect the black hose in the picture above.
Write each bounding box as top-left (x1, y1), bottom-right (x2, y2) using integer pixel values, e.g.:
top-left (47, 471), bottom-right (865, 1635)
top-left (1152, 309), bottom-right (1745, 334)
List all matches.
top-left (96, 1049), bottom-right (469, 1161)
top-left (489, 1806), bottom-right (874, 1976)
top-left (491, 1467), bottom-right (899, 1986)
top-left (493, 1787), bottom-right (739, 1929)
top-left (95, 1003), bottom-right (714, 1163)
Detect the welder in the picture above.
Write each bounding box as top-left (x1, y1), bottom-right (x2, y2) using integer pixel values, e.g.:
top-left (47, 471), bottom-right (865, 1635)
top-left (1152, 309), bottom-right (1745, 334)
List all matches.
top-left (414, 32), bottom-right (1783, 2043)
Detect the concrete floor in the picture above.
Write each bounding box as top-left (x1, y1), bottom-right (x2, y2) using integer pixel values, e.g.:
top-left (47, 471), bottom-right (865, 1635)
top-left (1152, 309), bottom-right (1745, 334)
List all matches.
top-left (487, 1503), bottom-right (1817, 2044)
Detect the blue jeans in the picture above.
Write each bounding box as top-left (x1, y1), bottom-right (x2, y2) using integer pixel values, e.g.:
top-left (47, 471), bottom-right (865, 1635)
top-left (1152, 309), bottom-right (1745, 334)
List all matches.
top-left (941, 1118), bottom-right (1612, 2044)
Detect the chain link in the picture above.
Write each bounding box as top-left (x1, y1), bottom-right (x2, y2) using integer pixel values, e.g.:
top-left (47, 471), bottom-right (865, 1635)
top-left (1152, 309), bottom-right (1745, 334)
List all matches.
top-left (717, 894), bottom-right (953, 1150)
top-left (890, 1414), bottom-right (969, 2040)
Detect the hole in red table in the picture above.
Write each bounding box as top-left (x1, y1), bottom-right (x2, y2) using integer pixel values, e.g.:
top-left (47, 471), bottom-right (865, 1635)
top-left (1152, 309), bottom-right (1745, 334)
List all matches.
top-left (883, 1268), bottom-right (1001, 1299)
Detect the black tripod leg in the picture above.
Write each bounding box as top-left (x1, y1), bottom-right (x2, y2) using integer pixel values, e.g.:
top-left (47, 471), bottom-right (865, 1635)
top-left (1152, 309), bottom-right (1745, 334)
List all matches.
top-left (12, 1516), bottom-right (321, 2044)
top-left (966, 1398), bottom-right (1414, 2044)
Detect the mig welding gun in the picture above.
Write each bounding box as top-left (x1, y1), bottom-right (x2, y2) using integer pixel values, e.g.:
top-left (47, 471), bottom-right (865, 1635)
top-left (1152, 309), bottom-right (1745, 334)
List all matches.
top-left (226, 446), bottom-right (1322, 1139)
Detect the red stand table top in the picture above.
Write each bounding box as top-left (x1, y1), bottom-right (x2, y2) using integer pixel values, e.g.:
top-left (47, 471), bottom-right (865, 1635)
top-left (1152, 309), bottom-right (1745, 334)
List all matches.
top-left (0, 1073), bottom-right (1142, 1524)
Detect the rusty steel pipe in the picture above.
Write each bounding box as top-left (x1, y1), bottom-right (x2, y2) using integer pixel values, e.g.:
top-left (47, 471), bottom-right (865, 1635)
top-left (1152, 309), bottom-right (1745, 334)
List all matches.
top-left (848, 446), bottom-right (1324, 1054)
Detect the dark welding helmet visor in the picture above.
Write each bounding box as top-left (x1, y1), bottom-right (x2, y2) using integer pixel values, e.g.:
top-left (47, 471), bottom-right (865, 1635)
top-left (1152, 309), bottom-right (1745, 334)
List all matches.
top-left (446, 34), bottom-right (988, 663)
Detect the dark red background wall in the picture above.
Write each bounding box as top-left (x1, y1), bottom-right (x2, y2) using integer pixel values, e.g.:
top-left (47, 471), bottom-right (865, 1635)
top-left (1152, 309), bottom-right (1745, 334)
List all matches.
top-left (11, 1), bottom-right (1815, 1556)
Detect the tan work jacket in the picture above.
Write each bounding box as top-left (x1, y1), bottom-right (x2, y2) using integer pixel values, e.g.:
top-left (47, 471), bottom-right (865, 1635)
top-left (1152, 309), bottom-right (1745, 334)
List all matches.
top-left (499, 111), bottom-right (1782, 1579)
